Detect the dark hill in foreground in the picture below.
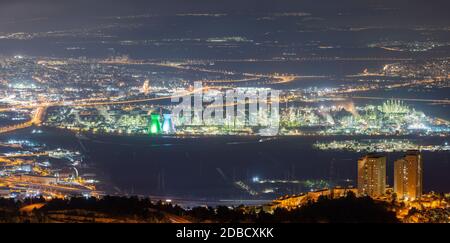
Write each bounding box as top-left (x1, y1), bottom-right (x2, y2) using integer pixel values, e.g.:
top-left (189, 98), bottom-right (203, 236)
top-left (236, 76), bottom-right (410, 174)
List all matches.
top-left (0, 193), bottom-right (399, 223)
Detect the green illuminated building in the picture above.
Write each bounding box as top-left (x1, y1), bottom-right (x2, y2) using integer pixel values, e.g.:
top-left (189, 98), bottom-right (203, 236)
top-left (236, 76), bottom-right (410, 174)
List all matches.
top-left (149, 114), bottom-right (162, 135)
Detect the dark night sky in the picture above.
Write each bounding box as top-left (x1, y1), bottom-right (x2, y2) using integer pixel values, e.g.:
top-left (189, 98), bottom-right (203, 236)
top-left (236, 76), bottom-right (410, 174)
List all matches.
top-left (0, 0), bottom-right (449, 46)
top-left (1, 0), bottom-right (449, 19)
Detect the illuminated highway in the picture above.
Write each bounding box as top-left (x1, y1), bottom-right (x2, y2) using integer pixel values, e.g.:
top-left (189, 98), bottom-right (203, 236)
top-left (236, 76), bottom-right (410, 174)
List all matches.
top-left (0, 86), bottom-right (207, 111)
top-left (349, 96), bottom-right (450, 104)
top-left (0, 106), bottom-right (46, 134)
top-left (101, 59), bottom-right (304, 85)
top-left (0, 152), bottom-right (49, 159)
top-left (0, 177), bottom-right (100, 195)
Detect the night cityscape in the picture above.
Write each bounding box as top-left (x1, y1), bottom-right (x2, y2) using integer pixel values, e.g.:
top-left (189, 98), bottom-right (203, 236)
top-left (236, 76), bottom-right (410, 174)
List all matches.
top-left (0, 0), bottom-right (449, 230)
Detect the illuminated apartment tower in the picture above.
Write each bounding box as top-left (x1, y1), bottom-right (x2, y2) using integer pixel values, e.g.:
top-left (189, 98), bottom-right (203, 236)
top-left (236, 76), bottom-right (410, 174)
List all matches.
top-left (358, 154), bottom-right (387, 197)
top-left (394, 150), bottom-right (423, 200)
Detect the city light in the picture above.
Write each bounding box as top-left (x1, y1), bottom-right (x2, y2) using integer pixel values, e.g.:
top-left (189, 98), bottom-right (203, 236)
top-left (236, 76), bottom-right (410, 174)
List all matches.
top-left (0, 0), bottom-right (448, 226)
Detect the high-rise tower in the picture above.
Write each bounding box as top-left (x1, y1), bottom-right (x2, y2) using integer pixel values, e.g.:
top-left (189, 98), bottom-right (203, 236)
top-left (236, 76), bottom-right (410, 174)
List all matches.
top-left (358, 154), bottom-right (387, 197)
top-left (394, 150), bottom-right (423, 200)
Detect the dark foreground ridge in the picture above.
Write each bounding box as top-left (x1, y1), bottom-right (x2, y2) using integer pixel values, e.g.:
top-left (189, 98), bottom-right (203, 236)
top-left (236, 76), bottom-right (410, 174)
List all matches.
top-left (0, 193), bottom-right (399, 223)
